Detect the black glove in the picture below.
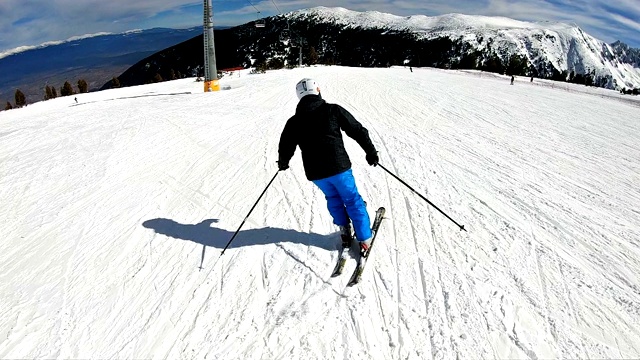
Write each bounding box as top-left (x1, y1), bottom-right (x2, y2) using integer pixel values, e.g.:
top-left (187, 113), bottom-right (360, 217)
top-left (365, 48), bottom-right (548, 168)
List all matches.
top-left (278, 160), bottom-right (289, 171)
top-left (366, 152), bottom-right (379, 166)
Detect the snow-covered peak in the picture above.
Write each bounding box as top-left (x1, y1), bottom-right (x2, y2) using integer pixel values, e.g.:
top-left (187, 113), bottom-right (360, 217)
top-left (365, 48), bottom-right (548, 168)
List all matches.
top-left (288, 6), bottom-right (578, 35)
top-left (285, 6), bottom-right (640, 89)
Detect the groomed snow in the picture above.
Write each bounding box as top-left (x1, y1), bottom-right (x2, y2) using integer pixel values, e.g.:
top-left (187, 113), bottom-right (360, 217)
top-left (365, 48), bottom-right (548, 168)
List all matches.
top-left (1, 66), bottom-right (639, 359)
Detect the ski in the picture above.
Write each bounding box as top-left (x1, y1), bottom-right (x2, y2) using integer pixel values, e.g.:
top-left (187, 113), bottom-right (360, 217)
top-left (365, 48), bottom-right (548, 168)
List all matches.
top-left (331, 228), bottom-right (353, 277)
top-left (347, 207), bottom-right (386, 286)
top-left (331, 248), bottom-right (349, 277)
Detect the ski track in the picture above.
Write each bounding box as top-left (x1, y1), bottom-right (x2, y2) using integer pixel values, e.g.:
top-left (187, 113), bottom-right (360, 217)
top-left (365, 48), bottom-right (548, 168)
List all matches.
top-left (364, 105), bottom-right (402, 359)
top-left (2, 67), bottom-right (640, 359)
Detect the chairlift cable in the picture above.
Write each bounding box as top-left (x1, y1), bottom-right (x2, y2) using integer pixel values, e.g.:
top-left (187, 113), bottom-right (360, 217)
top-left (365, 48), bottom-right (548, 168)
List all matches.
top-left (245, 0), bottom-right (266, 27)
top-left (245, 0), bottom-right (260, 13)
top-left (269, 0), bottom-right (283, 14)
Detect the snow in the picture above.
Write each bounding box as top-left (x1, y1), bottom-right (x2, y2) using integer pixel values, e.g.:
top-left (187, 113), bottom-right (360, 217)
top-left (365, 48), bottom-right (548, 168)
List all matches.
top-left (291, 6), bottom-right (558, 33)
top-left (289, 7), bottom-right (640, 90)
top-left (1, 65), bottom-right (639, 359)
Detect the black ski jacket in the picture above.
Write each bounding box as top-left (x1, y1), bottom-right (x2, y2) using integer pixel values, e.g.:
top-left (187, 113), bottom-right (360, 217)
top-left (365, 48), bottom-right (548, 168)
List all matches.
top-left (278, 95), bottom-right (377, 181)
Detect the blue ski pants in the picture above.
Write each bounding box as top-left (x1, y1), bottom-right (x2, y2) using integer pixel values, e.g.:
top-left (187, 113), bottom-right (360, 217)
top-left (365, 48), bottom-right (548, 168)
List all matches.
top-left (312, 169), bottom-right (372, 241)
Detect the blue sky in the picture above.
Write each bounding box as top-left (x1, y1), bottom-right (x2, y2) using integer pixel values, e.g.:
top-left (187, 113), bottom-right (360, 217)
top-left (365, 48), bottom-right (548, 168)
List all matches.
top-left (1, 0), bottom-right (638, 53)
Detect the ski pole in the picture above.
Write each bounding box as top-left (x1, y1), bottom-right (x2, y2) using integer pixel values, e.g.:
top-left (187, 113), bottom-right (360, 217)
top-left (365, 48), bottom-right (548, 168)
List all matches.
top-left (378, 163), bottom-right (466, 232)
top-left (220, 170), bottom-right (280, 256)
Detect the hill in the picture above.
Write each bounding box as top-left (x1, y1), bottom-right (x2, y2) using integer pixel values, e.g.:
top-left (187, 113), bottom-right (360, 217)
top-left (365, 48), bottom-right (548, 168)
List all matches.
top-left (1, 66), bottom-right (639, 359)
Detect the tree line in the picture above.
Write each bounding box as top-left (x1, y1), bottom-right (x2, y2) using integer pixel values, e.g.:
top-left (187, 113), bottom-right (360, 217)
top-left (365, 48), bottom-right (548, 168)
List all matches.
top-left (3, 71), bottom-right (178, 111)
top-left (236, 21), bottom-right (640, 94)
top-left (4, 78), bottom-right (114, 111)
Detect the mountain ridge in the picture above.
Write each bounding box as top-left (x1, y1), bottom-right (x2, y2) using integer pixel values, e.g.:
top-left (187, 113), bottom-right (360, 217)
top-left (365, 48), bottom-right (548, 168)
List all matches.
top-left (288, 7), bottom-right (640, 89)
top-left (103, 7), bottom-right (640, 92)
top-left (0, 27), bottom-right (201, 105)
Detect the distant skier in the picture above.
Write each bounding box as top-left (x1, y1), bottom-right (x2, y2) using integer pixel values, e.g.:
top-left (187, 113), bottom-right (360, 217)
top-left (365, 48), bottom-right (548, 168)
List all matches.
top-left (530, 76), bottom-right (534, 82)
top-left (278, 78), bottom-right (379, 252)
top-left (510, 75), bottom-right (515, 85)
top-left (410, 66), bottom-right (413, 73)
top-left (74, 97), bottom-right (78, 103)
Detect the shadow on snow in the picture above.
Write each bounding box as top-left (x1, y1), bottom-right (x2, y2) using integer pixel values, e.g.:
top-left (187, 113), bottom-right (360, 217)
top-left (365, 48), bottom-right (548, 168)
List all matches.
top-left (142, 218), bottom-right (338, 252)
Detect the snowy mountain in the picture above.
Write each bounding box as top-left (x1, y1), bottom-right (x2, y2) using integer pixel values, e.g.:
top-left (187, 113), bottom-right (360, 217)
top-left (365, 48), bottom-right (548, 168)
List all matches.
top-left (106, 7), bottom-right (640, 92)
top-left (288, 7), bottom-right (640, 90)
top-left (611, 41), bottom-right (640, 67)
top-left (1, 66), bottom-right (639, 358)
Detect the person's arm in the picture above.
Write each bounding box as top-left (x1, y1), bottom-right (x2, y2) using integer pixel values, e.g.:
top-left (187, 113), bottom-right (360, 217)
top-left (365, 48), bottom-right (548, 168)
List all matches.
top-left (335, 105), bottom-right (377, 159)
top-left (278, 116), bottom-right (298, 169)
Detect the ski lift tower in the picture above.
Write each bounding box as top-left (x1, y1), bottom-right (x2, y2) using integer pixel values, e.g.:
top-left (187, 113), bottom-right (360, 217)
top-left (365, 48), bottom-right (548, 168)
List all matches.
top-left (203, 0), bottom-right (219, 92)
top-left (280, 21), bottom-right (304, 68)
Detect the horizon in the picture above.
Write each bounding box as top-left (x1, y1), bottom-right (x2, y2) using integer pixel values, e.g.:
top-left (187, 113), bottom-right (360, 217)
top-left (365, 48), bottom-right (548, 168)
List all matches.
top-left (0, 2), bottom-right (639, 54)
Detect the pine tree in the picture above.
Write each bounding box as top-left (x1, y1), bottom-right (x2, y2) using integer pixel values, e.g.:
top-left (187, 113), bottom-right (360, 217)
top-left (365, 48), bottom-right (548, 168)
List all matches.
top-left (61, 81), bottom-right (74, 96)
top-left (506, 54), bottom-right (529, 76)
top-left (170, 69), bottom-right (177, 80)
top-left (51, 87), bottom-right (58, 98)
top-left (77, 79), bottom-right (88, 93)
top-left (322, 51), bottom-right (336, 66)
top-left (45, 85), bottom-right (53, 100)
top-left (254, 60), bottom-right (268, 73)
top-left (308, 47), bottom-right (319, 65)
top-left (4, 102), bottom-right (12, 110)
top-left (112, 77), bottom-right (121, 88)
top-left (267, 58), bottom-right (284, 70)
top-left (482, 54), bottom-right (504, 74)
top-left (458, 51), bottom-right (479, 69)
top-left (585, 70), bottom-right (595, 87)
top-left (153, 73), bottom-right (163, 83)
top-left (15, 89), bottom-right (26, 107)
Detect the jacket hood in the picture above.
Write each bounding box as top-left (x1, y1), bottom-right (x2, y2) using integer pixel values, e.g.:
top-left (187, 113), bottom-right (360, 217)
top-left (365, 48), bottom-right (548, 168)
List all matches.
top-left (295, 94), bottom-right (325, 113)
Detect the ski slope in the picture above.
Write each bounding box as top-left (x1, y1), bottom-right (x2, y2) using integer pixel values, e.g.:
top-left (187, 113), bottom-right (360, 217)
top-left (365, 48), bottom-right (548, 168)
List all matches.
top-left (1, 66), bottom-right (639, 359)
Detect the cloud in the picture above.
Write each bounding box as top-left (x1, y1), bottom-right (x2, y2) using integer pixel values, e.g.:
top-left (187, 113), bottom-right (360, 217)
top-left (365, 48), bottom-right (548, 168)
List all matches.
top-left (609, 13), bottom-right (640, 32)
top-left (0, 1), bottom-right (202, 52)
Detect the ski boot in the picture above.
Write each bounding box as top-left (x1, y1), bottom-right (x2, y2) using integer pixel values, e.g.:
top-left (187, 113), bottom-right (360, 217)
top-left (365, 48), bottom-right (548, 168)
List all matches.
top-left (339, 223), bottom-right (354, 248)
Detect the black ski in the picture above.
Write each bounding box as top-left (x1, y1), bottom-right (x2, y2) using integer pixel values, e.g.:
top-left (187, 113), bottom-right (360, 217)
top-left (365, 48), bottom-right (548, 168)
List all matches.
top-left (347, 207), bottom-right (386, 286)
top-left (331, 228), bottom-right (353, 277)
top-left (331, 248), bottom-right (349, 277)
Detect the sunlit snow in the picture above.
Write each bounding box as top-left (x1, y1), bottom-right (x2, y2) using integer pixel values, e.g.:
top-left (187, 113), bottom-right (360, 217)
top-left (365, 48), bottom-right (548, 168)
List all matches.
top-left (1, 66), bottom-right (639, 359)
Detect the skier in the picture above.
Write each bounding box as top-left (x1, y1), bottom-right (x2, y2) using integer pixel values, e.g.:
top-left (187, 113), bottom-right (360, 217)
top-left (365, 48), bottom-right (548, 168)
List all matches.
top-left (510, 75), bottom-right (515, 85)
top-left (278, 78), bottom-right (379, 252)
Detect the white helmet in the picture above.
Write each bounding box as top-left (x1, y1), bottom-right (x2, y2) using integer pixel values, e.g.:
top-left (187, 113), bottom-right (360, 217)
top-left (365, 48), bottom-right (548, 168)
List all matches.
top-left (296, 78), bottom-right (320, 100)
